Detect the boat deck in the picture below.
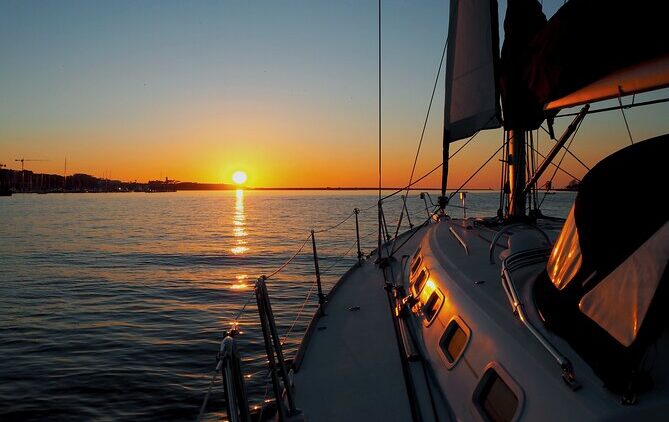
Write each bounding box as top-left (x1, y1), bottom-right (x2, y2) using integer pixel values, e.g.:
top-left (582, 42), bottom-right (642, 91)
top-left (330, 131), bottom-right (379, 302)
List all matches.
top-left (291, 229), bottom-right (427, 421)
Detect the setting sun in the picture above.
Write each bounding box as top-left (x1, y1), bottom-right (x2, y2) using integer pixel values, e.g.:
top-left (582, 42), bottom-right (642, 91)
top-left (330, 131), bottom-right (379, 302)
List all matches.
top-left (232, 171), bottom-right (248, 185)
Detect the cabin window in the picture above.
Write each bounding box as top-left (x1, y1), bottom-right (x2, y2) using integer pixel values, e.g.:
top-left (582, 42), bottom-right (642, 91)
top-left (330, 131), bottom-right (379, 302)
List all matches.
top-left (412, 268), bottom-right (429, 296)
top-left (422, 289), bottom-right (443, 324)
top-left (439, 318), bottom-right (470, 366)
top-left (547, 207), bottom-right (582, 290)
top-left (474, 368), bottom-right (520, 422)
top-left (410, 254), bottom-right (423, 277)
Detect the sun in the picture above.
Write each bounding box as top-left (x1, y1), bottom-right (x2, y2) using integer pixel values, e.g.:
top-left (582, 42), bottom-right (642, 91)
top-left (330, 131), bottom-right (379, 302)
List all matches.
top-left (232, 171), bottom-right (247, 185)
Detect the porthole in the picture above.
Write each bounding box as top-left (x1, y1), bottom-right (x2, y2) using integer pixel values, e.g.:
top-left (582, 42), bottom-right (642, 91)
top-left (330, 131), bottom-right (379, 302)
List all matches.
top-left (422, 289), bottom-right (444, 326)
top-left (411, 268), bottom-right (429, 296)
top-left (439, 317), bottom-right (470, 368)
top-left (473, 364), bottom-right (523, 422)
top-left (410, 254), bottom-right (423, 277)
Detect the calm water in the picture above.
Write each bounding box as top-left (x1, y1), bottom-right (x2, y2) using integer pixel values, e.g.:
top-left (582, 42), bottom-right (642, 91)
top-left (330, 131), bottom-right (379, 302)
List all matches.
top-left (0, 190), bottom-right (574, 420)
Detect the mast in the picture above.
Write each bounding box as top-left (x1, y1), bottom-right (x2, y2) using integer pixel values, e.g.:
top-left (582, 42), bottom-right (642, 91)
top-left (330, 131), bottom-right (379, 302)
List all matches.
top-left (439, 133), bottom-right (449, 211)
top-left (498, 0), bottom-right (546, 220)
top-left (507, 129), bottom-right (526, 219)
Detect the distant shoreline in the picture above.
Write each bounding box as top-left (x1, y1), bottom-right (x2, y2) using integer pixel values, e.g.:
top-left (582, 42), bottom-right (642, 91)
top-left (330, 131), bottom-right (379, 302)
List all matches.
top-left (5, 187), bottom-right (577, 194)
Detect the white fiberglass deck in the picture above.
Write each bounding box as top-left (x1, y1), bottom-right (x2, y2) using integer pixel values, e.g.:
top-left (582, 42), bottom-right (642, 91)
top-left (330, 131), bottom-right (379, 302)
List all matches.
top-left (292, 231), bottom-right (425, 421)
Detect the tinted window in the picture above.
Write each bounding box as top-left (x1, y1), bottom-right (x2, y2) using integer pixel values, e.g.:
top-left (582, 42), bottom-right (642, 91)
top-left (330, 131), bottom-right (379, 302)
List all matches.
top-left (410, 255), bottom-right (422, 276)
top-left (423, 290), bottom-right (442, 322)
top-left (412, 269), bottom-right (428, 295)
top-left (478, 371), bottom-right (518, 422)
top-left (440, 321), bottom-right (467, 363)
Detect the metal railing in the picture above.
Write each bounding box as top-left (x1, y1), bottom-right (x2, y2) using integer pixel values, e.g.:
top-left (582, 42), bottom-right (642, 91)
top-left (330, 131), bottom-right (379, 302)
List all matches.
top-left (197, 195), bottom-right (439, 421)
top-left (500, 249), bottom-right (580, 391)
top-left (255, 276), bottom-right (300, 421)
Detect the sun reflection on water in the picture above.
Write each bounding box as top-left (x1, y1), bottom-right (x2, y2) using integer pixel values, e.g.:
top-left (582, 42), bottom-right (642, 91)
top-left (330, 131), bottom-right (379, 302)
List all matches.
top-left (230, 190), bottom-right (250, 291)
top-left (231, 189), bottom-right (248, 255)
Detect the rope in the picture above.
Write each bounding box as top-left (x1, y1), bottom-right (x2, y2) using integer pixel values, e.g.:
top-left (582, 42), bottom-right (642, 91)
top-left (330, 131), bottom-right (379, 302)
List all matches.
top-left (281, 280), bottom-right (317, 346)
top-left (196, 369), bottom-right (219, 422)
top-left (265, 234), bottom-right (312, 280)
top-left (313, 210), bottom-right (355, 234)
top-left (449, 143), bottom-right (506, 202)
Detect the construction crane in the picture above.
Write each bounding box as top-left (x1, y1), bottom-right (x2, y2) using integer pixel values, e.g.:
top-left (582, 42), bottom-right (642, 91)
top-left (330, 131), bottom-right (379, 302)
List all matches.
top-left (14, 158), bottom-right (49, 192)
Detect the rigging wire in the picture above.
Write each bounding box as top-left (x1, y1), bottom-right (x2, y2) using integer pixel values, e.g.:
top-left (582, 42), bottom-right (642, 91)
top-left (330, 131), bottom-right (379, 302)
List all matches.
top-left (378, 0), bottom-right (382, 202)
top-left (390, 205), bottom-right (440, 256)
top-left (256, 374), bottom-right (272, 420)
top-left (538, 115), bottom-right (585, 208)
top-left (265, 234), bottom-right (312, 280)
top-left (281, 280), bottom-right (317, 346)
top-left (313, 210), bottom-right (355, 233)
top-left (393, 34), bottom-right (448, 249)
top-left (196, 369), bottom-right (219, 422)
top-left (399, 35), bottom-right (449, 211)
top-left (449, 114), bottom-right (498, 161)
top-left (539, 125), bottom-right (591, 171)
top-left (381, 115), bottom-right (495, 202)
top-left (381, 162), bottom-right (443, 201)
top-left (321, 239), bottom-right (359, 275)
top-left (448, 143), bottom-right (506, 202)
top-left (528, 143), bottom-right (582, 182)
top-left (281, 236), bottom-right (359, 345)
top-left (617, 89), bottom-right (635, 144)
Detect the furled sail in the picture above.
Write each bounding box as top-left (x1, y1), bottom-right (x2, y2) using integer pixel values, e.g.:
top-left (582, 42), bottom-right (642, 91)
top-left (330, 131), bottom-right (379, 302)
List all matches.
top-left (443, 0), bottom-right (501, 143)
top-left (501, 0), bottom-right (669, 128)
top-left (529, 0), bottom-right (669, 111)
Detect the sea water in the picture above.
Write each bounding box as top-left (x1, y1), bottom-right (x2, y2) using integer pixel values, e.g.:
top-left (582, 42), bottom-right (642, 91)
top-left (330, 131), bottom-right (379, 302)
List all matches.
top-left (0, 190), bottom-right (574, 420)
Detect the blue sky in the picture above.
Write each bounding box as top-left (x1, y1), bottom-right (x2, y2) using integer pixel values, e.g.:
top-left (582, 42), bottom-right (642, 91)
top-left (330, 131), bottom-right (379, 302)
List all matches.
top-left (1, 0), bottom-right (667, 187)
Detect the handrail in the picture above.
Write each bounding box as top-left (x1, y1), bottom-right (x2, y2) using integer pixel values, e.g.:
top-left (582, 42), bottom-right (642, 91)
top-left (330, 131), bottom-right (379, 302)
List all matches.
top-left (488, 222), bottom-right (552, 264)
top-left (220, 334), bottom-right (251, 422)
top-left (448, 226), bottom-right (469, 256)
top-left (500, 250), bottom-right (580, 391)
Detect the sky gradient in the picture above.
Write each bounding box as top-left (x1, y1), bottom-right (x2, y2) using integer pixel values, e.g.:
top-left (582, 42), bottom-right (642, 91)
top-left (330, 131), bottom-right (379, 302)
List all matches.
top-left (2, 0), bottom-right (668, 188)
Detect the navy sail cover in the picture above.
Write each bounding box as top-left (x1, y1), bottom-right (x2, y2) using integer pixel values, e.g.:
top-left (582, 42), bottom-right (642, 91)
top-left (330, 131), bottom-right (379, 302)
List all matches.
top-left (500, 0), bottom-right (669, 129)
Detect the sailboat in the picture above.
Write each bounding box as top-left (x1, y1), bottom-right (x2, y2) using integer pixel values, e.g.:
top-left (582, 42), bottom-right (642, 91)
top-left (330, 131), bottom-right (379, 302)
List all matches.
top-left (214, 0), bottom-right (669, 420)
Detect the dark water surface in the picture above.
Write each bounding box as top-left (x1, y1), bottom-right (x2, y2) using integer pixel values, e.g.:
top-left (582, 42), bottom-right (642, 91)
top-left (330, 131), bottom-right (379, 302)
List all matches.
top-left (0, 190), bottom-right (574, 420)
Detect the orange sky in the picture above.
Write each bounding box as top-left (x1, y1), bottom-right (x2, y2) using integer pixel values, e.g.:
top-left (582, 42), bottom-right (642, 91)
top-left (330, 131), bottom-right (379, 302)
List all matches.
top-left (3, 1), bottom-right (669, 189)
